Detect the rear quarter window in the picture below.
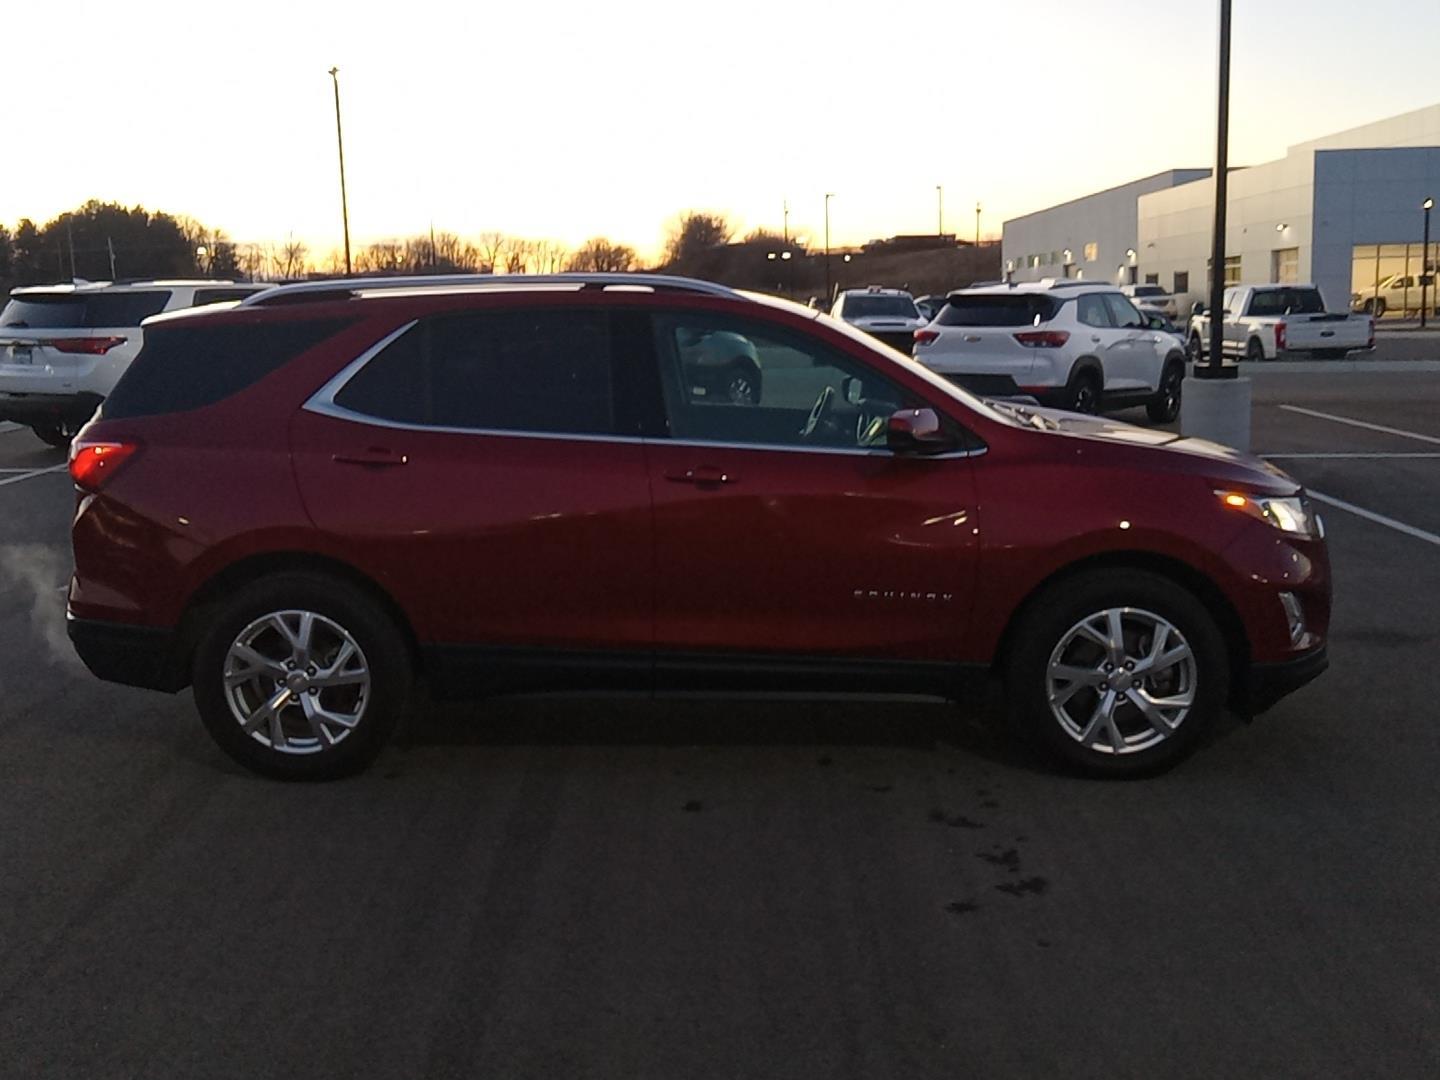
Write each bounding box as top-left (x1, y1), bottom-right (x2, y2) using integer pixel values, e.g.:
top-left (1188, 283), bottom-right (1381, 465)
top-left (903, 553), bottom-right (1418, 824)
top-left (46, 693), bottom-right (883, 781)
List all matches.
top-left (936, 295), bottom-right (1060, 327)
top-left (102, 317), bottom-right (351, 419)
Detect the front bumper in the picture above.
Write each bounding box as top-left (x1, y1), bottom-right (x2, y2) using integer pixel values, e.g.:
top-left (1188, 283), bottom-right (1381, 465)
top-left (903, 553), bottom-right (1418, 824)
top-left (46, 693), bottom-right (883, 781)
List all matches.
top-left (0, 391), bottom-right (103, 427)
top-left (1235, 644), bottom-right (1328, 718)
top-left (67, 615), bottom-right (190, 693)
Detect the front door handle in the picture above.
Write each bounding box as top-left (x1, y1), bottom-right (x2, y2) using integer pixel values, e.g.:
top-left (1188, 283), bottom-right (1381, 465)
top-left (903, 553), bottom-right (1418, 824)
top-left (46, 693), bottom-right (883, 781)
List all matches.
top-left (1091, 335), bottom-right (1102, 343)
top-left (333, 447), bottom-right (409, 468)
top-left (664, 465), bottom-right (732, 486)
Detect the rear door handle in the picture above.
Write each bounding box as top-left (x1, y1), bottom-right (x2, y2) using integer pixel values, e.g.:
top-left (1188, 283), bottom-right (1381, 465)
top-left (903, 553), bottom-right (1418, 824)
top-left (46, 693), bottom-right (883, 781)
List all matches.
top-left (333, 447), bottom-right (409, 468)
top-left (664, 465), bottom-right (732, 486)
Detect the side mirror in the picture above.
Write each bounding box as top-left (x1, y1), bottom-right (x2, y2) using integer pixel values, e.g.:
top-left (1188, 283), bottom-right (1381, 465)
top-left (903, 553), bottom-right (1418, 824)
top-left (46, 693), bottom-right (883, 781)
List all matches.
top-left (886, 408), bottom-right (952, 454)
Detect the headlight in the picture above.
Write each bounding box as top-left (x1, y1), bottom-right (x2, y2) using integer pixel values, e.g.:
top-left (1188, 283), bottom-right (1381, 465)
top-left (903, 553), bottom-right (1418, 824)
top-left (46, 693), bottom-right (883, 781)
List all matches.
top-left (1217, 491), bottom-right (1324, 538)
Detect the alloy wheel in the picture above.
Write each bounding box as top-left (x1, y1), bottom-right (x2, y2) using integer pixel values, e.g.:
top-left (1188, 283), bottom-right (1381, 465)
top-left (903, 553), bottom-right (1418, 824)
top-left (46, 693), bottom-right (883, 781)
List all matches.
top-left (222, 609), bottom-right (371, 755)
top-left (1045, 606), bottom-right (1198, 755)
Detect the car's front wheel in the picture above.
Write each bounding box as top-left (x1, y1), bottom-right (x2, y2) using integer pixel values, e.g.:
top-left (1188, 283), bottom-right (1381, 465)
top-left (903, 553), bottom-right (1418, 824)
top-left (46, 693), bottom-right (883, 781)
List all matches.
top-left (192, 572), bottom-right (412, 780)
top-left (1003, 570), bottom-right (1229, 777)
top-left (31, 421), bottom-right (80, 449)
top-left (1146, 358), bottom-right (1184, 423)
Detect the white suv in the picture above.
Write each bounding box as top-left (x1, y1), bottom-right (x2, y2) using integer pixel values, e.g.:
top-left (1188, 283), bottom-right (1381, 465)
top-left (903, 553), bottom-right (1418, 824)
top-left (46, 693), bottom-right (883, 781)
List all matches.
top-left (830, 287), bottom-right (929, 354)
top-left (912, 281), bottom-right (1187, 422)
top-left (0, 279), bottom-right (266, 445)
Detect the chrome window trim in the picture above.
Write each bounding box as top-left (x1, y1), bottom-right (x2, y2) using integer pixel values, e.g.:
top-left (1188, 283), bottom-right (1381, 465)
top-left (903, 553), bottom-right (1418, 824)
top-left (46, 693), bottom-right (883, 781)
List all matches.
top-left (305, 318), bottom-right (986, 459)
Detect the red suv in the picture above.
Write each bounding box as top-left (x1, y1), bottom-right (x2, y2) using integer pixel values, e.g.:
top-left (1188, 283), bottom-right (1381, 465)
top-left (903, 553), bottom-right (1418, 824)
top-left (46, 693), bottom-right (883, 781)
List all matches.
top-left (66, 274), bottom-right (1330, 780)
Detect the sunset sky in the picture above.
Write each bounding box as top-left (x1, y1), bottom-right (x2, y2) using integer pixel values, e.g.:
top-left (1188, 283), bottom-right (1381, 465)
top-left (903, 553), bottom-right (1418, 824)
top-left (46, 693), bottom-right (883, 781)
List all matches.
top-left (8, 0), bottom-right (1440, 262)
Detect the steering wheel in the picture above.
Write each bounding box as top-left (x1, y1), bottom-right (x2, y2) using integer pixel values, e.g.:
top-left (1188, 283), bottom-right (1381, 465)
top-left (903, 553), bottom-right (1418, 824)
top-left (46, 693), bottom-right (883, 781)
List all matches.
top-left (799, 386), bottom-right (836, 441)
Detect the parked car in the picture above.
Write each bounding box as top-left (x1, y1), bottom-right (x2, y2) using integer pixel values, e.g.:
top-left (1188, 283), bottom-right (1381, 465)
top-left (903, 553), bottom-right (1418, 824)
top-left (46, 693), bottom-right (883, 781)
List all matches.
top-left (1121, 283), bottom-right (1179, 320)
top-left (912, 281), bottom-right (1187, 422)
top-left (68, 272), bottom-right (1329, 781)
top-left (0, 279), bottom-right (267, 445)
top-left (830, 286), bottom-right (929, 352)
top-left (1350, 273), bottom-right (1435, 318)
top-left (1189, 284), bottom-right (1374, 362)
top-left (914, 294), bottom-right (946, 322)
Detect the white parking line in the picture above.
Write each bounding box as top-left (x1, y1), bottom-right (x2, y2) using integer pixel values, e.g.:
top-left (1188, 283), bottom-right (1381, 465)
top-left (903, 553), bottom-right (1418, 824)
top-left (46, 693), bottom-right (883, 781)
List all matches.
top-left (1278, 405), bottom-right (1440, 446)
top-left (0, 464), bottom-right (67, 488)
top-left (1264, 452), bottom-right (1440, 460)
top-left (1308, 490), bottom-right (1440, 548)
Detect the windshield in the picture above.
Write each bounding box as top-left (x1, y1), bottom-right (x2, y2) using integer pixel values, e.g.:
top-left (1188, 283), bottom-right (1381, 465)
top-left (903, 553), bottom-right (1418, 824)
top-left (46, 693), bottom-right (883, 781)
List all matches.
top-left (843, 295), bottom-right (919, 319)
top-left (0, 291), bottom-right (170, 329)
top-left (1131, 285), bottom-right (1165, 297)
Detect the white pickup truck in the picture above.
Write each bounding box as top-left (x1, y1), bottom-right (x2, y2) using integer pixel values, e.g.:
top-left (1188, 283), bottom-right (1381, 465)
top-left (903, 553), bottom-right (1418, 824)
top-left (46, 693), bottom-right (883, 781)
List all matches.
top-left (1187, 284), bottom-right (1374, 362)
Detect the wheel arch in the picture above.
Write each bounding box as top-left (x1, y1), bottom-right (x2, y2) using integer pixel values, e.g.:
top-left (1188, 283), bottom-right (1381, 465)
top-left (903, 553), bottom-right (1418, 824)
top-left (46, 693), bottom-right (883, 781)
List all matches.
top-left (988, 550), bottom-right (1251, 700)
top-left (1066, 355), bottom-right (1104, 385)
top-left (176, 551), bottom-right (424, 679)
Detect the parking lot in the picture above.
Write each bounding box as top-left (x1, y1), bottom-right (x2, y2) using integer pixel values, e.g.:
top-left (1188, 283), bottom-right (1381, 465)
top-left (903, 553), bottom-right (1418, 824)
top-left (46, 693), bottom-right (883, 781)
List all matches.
top-left (2, 366), bottom-right (1438, 1079)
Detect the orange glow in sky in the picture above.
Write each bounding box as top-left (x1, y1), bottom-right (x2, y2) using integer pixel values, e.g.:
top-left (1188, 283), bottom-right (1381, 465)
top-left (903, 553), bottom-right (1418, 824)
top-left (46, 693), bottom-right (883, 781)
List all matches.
top-left (7, 0), bottom-right (1440, 262)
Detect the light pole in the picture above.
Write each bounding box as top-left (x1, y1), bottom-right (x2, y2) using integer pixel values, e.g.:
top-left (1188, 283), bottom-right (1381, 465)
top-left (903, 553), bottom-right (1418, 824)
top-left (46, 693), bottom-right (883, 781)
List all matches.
top-left (328, 66), bottom-right (352, 276)
top-left (1182, 0), bottom-right (1251, 452)
top-left (824, 193), bottom-right (834, 303)
top-left (783, 200), bottom-right (790, 246)
top-left (975, 202), bottom-right (981, 246)
top-left (937, 185), bottom-right (943, 237)
top-left (1423, 197), bottom-right (1434, 329)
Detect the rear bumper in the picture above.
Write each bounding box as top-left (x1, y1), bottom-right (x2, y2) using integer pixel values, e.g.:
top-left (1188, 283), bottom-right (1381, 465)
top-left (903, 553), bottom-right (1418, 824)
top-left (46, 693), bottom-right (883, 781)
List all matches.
top-left (67, 615), bottom-right (190, 693)
top-left (1236, 645), bottom-right (1328, 718)
top-left (0, 391), bottom-right (102, 427)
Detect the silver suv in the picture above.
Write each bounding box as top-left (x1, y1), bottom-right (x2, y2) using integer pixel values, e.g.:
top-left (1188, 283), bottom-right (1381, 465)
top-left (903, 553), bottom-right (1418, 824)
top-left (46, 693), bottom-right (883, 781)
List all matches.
top-left (0, 279), bottom-right (266, 445)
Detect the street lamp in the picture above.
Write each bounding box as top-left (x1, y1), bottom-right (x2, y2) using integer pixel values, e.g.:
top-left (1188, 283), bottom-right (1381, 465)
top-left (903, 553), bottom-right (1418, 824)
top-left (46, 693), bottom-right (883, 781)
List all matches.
top-left (975, 202), bottom-right (982, 246)
top-left (328, 66), bottom-right (352, 276)
top-left (824, 193), bottom-right (835, 303)
top-left (937, 185), bottom-right (944, 237)
top-left (195, 245), bottom-right (208, 276)
top-left (1422, 197), bottom-right (1434, 329)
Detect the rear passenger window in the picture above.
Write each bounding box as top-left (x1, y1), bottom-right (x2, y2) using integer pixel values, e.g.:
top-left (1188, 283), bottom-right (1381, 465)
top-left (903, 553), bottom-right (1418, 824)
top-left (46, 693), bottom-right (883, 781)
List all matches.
top-left (1076, 294), bottom-right (1112, 328)
top-left (104, 318), bottom-right (351, 419)
top-left (332, 309), bottom-right (616, 436)
top-left (193, 288), bottom-right (262, 307)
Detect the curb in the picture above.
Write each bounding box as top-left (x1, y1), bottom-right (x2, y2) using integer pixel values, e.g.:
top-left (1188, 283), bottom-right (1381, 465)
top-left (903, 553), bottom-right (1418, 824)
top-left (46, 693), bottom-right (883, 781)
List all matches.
top-left (1237, 359), bottom-right (1440, 374)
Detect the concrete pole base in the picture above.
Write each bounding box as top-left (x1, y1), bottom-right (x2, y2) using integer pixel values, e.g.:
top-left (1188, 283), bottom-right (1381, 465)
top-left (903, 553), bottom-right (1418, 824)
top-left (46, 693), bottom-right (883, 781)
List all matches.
top-left (1181, 375), bottom-right (1252, 451)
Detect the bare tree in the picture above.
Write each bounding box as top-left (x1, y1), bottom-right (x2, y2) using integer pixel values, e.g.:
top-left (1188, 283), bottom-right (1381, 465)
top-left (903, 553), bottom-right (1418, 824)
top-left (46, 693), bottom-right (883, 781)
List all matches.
top-left (532, 240), bottom-right (569, 274)
top-left (276, 236), bottom-right (310, 280)
top-left (664, 211), bottom-right (732, 267)
top-left (505, 239), bottom-right (536, 274)
top-left (566, 237), bottom-right (637, 273)
top-left (476, 231), bottom-right (507, 274)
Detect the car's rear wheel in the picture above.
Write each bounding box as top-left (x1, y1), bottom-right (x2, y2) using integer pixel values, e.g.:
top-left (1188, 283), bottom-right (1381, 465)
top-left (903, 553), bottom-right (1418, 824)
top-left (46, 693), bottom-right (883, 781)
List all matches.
top-left (1246, 338), bottom-right (1267, 363)
top-left (1065, 368), bottom-right (1102, 414)
top-left (1187, 333), bottom-right (1204, 363)
top-left (1145, 358), bottom-right (1184, 423)
top-left (31, 421), bottom-right (79, 449)
top-left (1003, 569), bottom-right (1229, 777)
top-left (192, 573), bottom-right (411, 780)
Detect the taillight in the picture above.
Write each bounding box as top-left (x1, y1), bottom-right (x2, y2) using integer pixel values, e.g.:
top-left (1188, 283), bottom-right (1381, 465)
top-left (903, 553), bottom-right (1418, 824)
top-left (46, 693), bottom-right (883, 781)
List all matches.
top-left (69, 440), bottom-right (140, 492)
top-left (1275, 322), bottom-right (1287, 352)
top-left (1013, 330), bottom-right (1070, 348)
top-left (914, 329), bottom-right (940, 345)
top-left (48, 336), bottom-right (127, 355)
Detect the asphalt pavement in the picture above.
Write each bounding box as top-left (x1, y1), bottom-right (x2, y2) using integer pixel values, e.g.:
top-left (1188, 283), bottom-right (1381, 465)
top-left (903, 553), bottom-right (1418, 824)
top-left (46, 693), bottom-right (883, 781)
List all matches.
top-left (1, 371), bottom-right (1439, 1079)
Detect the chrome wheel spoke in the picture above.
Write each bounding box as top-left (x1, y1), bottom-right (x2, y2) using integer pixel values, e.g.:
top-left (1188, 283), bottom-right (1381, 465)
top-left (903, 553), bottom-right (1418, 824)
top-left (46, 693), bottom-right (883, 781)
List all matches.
top-left (1126, 688), bottom-right (1176, 734)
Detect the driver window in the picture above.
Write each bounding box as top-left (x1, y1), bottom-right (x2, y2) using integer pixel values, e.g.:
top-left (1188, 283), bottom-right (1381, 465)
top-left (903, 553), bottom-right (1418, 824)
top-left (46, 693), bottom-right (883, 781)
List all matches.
top-left (1101, 292), bottom-right (1145, 329)
top-left (652, 313), bottom-right (918, 450)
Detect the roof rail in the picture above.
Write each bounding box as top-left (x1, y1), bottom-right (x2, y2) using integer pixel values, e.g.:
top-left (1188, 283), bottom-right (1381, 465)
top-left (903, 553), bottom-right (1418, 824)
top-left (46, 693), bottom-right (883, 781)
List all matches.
top-left (241, 272), bottom-right (741, 307)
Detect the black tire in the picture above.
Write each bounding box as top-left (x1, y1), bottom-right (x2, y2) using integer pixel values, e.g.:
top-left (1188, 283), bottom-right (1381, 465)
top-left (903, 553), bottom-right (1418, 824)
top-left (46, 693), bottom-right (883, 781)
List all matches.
top-left (1064, 367), bottom-right (1102, 414)
top-left (1002, 569), bottom-right (1230, 778)
top-left (1186, 333), bottom-right (1204, 363)
top-left (1245, 338), bottom-right (1267, 363)
top-left (192, 572), bottom-right (412, 780)
top-left (1145, 357), bottom-right (1185, 424)
top-left (722, 360), bottom-right (762, 405)
top-left (1373, 298), bottom-right (1387, 318)
top-left (31, 422), bottom-right (78, 449)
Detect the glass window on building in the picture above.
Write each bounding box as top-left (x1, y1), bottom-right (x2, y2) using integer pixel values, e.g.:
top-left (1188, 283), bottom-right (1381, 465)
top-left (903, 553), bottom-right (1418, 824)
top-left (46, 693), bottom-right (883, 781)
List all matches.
top-left (1351, 243), bottom-right (1438, 319)
top-left (1206, 256), bottom-right (1242, 289)
top-left (1145, 274), bottom-right (1160, 285)
top-left (1174, 271), bottom-right (1190, 295)
top-left (1272, 248), bottom-right (1299, 284)
top-left (1083, 242), bottom-right (1098, 262)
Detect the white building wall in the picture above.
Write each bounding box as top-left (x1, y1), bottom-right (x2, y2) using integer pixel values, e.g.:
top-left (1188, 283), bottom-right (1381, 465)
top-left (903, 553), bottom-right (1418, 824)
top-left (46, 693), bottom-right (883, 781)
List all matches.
top-left (1002, 171), bottom-right (1208, 285)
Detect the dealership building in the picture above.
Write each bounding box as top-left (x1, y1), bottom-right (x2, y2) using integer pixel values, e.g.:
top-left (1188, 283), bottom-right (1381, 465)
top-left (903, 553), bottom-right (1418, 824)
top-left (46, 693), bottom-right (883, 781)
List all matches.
top-left (1002, 104), bottom-right (1440, 317)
